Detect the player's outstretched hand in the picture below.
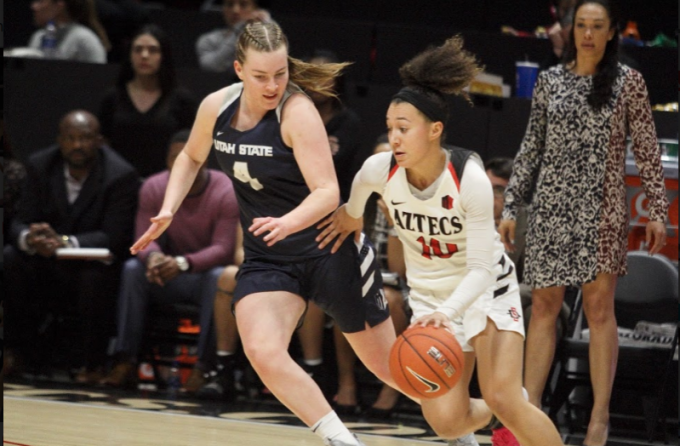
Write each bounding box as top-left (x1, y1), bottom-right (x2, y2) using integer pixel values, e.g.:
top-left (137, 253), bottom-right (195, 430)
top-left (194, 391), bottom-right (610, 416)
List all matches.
top-left (497, 219), bottom-right (516, 253)
top-left (131, 211), bottom-right (174, 255)
top-left (316, 205), bottom-right (363, 253)
top-left (250, 216), bottom-right (292, 247)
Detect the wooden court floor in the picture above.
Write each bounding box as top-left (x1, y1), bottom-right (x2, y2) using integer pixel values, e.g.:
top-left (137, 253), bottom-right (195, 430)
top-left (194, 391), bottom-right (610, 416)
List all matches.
top-left (4, 396), bottom-right (458, 446)
top-left (4, 380), bottom-right (673, 446)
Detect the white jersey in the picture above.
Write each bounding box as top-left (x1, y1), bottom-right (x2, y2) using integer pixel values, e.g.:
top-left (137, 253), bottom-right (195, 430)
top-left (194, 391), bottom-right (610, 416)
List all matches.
top-left (346, 148), bottom-right (507, 320)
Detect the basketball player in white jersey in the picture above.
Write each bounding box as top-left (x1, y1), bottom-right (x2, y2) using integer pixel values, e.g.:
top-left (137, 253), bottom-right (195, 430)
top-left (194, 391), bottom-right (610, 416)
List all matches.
top-left (317, 37), bottom-right (564, 446)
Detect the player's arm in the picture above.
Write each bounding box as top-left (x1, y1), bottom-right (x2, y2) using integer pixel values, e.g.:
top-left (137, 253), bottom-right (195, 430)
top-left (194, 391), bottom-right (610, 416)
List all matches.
top-left (316, 152), bottom-right (391, 252)
top-left (433, 159), bottom-right (497, 322)
top-left (131, 89), bottom-right (224, 254)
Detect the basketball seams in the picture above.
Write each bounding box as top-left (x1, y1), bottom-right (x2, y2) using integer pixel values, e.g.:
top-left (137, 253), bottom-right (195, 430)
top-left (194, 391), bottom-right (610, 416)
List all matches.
top-left (389, 326), bottom-right (464, 399)
top-left (403, 335), bottom-right (453, 391)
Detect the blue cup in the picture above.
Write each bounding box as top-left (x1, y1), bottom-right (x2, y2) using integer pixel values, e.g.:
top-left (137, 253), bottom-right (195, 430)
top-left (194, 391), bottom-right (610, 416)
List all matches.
top-left (515, 62), bottom-right (539, 98)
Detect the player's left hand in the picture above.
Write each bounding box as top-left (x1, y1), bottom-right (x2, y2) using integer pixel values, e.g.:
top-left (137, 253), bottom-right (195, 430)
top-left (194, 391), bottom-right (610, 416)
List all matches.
top-left (250, 216), bottom-right (292, 247)
top-left (316, 205), bottom-right (363, 253)
top-left (410, 311), bottom-right (454, 331)
top-left (646, 220), bottom-right (667, 256)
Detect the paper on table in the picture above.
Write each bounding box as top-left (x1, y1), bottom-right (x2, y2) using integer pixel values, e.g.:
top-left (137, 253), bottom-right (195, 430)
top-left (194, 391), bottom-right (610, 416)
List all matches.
top-left (56, 248), bottom-right (112, 260)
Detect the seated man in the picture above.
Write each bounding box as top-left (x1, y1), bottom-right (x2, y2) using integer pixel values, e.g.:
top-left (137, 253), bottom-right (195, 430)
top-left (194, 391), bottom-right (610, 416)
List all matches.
top-left (102, 130), bottom-right (239, 392)
top-left (4, 110), bottom-right (140, 383)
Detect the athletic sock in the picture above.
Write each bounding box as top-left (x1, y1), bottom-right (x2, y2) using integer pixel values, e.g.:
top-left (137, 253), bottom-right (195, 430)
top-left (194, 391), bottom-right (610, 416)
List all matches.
top-left (311, 411), bottom-right (356, 444)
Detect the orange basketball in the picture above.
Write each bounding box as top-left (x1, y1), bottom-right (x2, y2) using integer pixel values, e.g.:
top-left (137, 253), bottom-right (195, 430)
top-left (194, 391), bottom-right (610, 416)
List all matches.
top-left (389, 325), bottom-right (464, 400)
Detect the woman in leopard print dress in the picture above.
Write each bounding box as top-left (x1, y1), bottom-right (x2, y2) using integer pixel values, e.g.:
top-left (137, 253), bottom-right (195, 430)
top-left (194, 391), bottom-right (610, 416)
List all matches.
top-left (499, 1), bottom-right (669, 445)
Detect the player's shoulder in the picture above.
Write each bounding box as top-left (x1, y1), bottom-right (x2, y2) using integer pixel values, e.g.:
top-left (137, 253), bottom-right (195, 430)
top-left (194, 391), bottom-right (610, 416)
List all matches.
top-left (202, 83), bottom-right (244, 112)
top-left (364, 151), bottom-right (392, 172)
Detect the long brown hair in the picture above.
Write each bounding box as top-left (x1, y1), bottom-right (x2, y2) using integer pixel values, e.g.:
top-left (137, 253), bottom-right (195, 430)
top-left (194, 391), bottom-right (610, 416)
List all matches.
top-left (235, 21), bottom-right (351, 99)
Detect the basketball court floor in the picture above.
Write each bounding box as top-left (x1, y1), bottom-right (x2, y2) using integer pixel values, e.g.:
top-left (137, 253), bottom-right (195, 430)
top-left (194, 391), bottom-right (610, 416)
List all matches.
top-left (4, 377), bottom-right (675, 446)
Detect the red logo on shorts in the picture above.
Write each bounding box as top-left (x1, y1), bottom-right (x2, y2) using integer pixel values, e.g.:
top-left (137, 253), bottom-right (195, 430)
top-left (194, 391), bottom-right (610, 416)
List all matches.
top-left (508, 307), bottom-right (521, 322)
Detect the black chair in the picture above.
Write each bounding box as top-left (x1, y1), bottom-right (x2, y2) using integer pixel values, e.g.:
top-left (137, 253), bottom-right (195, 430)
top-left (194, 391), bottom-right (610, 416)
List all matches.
top-left (548, 251), bottom-right (678, 442)
top-left (140, 302), bottom-right (204, 388)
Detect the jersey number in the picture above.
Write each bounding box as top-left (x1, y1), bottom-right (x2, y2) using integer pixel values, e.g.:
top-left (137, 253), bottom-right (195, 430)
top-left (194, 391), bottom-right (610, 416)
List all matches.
top-left (417, 236), bottom-right (458, 259)
top-left (234, 161), bottom-right (264, 191)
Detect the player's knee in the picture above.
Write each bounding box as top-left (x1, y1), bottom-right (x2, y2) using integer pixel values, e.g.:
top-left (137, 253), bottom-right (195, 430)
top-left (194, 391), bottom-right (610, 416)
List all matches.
top-left (483, 387), bottom-right (518, 420)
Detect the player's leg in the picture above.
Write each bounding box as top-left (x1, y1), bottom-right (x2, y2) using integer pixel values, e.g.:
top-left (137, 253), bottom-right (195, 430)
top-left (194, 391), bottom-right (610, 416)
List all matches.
top-left (343, 318), bottom-right (397, 389)
top-left (580, 273), bottom-right (617, 446)
top-left (235, 290), bottom-right (330, 425)
top-left (523, 285), bottom-right (566, 407)
top-left (472, 320), bottom-right (563, 446)
top-left (419, 350), bottom-right (490, 439)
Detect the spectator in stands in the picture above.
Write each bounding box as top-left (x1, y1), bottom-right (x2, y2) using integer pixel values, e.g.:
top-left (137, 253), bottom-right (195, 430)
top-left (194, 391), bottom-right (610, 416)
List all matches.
top-left (195, 0), bottom-right (273, 77)
top-left (2, 121), bottom-right (28, 247)
top-left (3, 110), bottom-right (139, 384)
top-left (499, 2), bottom-right (668, 445)
top-left (99, 24), bottom-right (198, 178)
top-left (28, 0), bottom-right (111, 63)
top-left (306, 49), bottom-right (370, 203)
top-left (101, 129), bottom-right (239, 392)
top-left (540, 0), bottom-right (576, 70)
top-left (332, 135), bottom-right (410, 420)
top-left (196, 226), bottom-right (243, 400)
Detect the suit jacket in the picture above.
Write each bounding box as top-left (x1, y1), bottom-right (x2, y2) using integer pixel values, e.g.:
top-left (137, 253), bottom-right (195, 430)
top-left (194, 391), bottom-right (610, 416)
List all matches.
top-left (10, 144), bottom-right (140, 261)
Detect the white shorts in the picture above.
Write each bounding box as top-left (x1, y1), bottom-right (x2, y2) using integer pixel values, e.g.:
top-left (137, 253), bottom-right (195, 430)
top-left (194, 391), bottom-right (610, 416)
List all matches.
top-left (409, 254), bottom-right (525, 352)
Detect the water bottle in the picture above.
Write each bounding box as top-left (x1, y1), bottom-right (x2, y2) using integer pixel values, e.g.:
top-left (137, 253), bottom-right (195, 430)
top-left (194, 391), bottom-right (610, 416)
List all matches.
top-left (166, 360), bottom-right (181, 398)
top-left (41, 21), bottom-right (59, 59)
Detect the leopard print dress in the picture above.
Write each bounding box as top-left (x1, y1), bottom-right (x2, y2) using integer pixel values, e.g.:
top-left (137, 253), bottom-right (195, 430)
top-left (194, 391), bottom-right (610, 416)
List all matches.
top-left (503, 63), bottom-right (668, 289)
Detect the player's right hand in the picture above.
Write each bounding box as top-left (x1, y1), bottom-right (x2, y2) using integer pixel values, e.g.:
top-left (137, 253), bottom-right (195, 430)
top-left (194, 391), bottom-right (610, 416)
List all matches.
top-left (316, 205), bottom-right (363, 254)
top-left (497, 219), bottom-right (516, 253)
top-left (131, 211), bottom-right (174, 255)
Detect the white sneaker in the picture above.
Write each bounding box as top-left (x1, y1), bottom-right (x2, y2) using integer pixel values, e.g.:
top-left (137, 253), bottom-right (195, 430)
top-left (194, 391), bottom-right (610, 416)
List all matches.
top-left (324, 434), bottom-right (367, 446)
top-left (447, 433), bottom-right (480, 446)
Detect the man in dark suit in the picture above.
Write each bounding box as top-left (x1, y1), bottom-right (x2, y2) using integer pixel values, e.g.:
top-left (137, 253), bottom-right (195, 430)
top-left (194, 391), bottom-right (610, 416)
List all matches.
top-left (4, 110), bottom-right (140, 384)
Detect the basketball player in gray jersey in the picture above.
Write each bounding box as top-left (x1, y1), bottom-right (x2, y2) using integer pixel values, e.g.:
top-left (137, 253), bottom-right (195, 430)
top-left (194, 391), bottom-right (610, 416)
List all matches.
top-left (131, 21), bottom-right (397, 446)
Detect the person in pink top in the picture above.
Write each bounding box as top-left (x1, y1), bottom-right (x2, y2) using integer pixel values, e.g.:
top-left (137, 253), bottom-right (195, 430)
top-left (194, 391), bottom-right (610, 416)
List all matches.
top-left (101, 129), bottom-right (239, 391)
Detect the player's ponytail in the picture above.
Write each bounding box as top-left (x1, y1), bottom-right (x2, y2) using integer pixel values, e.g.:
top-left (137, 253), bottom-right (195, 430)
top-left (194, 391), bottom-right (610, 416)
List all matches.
top-left (393, 36), bottom-right (482, 124)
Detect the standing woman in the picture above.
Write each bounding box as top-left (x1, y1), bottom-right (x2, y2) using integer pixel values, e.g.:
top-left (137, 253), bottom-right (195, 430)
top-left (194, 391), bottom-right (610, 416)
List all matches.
top-left (499, 1), bottom-right (668, 445)
top-left (131, 21), bottom-right (397, 446)
top-left (99, 24), bottom-right (198, 178)
top-left (318, 37), bottom-right (564, 446)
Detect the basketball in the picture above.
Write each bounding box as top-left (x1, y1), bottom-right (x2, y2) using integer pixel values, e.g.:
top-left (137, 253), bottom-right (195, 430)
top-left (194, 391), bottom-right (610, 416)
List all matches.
top-left (389, 325), bottom-right (464, 400)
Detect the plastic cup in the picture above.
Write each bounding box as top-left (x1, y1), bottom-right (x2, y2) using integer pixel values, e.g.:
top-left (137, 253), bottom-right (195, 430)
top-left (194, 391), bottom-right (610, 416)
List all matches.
top-left (515, 62), bottom-right (540, 98)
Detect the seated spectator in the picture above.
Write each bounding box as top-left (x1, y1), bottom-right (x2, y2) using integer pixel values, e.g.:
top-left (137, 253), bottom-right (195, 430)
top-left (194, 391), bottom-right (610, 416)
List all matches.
top-left (101, 130), bottom-right (239, 392)
top-left (4, 110), bottom-right (140, 383)
top-left (196, 226), bottom-right (243, 400)
top-left (195, 0), bottom-right (273, 77)
top-left (306, 49), bottom-right (370, 203)
top-left (2, 120), bottom-right (28, 246)
top-left (28, 0), bottom-right (111, 63)
top-left (99, 24), bottom-right (198, 178)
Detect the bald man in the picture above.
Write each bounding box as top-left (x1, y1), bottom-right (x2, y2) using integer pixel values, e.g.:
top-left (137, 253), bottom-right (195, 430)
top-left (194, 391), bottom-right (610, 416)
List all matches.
top-left (4, 110), bottom-right (140, 384)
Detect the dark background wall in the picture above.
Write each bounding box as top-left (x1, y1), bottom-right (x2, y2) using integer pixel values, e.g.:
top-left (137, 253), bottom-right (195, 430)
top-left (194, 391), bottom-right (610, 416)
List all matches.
top-left (5, 57), bottom-right (677, 167)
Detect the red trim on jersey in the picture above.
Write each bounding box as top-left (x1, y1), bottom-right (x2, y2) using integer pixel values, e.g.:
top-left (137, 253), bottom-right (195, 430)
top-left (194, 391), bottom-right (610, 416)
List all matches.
top-left (447, 162), bottom-right (460, 190)
top-left (387, 163), bottom-right (400, 181)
